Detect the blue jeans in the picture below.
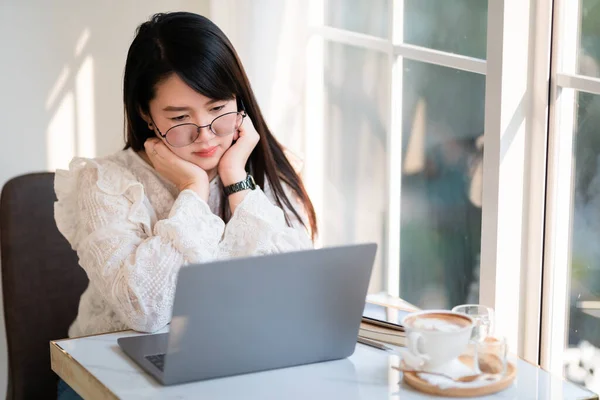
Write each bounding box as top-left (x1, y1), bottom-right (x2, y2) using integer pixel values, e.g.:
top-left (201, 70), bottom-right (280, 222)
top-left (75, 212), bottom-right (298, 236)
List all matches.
top-left (57, 379), bottom-right (83, 400)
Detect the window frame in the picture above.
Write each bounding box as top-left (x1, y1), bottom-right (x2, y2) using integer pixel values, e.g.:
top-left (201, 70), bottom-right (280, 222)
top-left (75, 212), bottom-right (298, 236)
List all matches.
top-left (305, 0), bottom-right (545, 360)
top-left (540, 0), bottom-right (600, 376)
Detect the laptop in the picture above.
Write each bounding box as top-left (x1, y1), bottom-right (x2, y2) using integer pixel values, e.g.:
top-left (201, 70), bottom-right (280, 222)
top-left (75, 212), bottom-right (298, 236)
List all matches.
top-left (117, 243), bottom-right (377, 385)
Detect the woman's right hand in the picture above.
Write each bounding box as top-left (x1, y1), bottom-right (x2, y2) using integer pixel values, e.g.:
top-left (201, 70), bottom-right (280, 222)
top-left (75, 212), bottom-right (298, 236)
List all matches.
top-left (144, 138), bottom-right (210, 201)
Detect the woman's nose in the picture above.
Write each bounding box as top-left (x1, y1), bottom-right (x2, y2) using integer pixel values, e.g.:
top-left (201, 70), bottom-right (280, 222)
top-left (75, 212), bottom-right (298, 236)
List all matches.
top-left (194, 125), bottom-right (215, 143)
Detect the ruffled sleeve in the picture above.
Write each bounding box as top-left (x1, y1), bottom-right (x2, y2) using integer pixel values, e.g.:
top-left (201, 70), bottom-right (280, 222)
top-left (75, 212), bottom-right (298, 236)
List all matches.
top-left (219, 181), bottom-right (313, 257)
top-left (54, 157), bottom-right (225, 332)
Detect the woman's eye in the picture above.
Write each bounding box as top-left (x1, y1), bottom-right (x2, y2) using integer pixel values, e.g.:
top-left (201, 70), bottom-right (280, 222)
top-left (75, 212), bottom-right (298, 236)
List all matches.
top-left (211, 105), bottom-right (226, 112)
top-left (171, 115), bottom-right (188, 122)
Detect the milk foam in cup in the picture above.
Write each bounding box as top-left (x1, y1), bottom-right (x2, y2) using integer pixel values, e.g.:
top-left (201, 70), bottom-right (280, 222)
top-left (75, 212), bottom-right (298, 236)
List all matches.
top-left (402, 310), bottom-right (474, 369)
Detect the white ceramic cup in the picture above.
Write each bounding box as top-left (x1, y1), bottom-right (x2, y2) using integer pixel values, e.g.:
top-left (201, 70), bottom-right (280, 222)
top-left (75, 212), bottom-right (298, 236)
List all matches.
top-left (402, 310), bottom-right (474, 369)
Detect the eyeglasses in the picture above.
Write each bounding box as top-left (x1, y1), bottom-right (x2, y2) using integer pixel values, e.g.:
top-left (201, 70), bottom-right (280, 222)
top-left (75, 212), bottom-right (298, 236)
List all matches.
top-left (152, 109), bottom-right (247, 148)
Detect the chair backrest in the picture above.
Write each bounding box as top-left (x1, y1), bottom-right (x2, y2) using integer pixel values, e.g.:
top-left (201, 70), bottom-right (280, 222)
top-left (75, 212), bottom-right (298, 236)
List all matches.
top-left (0, 173), bottom-right (88, 400)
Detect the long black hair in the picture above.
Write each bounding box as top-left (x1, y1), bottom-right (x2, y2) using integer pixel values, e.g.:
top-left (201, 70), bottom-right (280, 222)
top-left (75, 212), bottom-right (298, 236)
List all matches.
top-left (123, 12), bottom-right (317, 239)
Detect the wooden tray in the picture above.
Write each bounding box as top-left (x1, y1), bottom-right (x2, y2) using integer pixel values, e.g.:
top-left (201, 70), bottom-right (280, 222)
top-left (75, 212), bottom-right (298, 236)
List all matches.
top-left (402, 356), bottom-right (516, 397)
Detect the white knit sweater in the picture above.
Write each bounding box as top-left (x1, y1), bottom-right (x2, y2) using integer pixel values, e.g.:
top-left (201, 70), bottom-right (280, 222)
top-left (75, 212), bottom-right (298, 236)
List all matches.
top-left (54, 149), bottom-right (311, 337)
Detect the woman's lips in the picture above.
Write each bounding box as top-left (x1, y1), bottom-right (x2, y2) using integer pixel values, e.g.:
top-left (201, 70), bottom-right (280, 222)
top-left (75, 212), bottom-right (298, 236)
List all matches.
top-left (193, 146), bottom-right (218, 157)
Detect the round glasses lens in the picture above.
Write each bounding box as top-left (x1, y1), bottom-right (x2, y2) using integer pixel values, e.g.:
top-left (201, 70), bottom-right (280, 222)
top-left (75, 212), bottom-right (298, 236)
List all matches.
top-left (165, 124), bottom-right (199, 147)
top-left (211, 112), bottom-right (244, 136)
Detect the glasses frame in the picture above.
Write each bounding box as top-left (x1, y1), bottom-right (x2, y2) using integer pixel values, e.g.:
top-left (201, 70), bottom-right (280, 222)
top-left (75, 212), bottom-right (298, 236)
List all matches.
top-left (151, 103), bottom-right (247, 148)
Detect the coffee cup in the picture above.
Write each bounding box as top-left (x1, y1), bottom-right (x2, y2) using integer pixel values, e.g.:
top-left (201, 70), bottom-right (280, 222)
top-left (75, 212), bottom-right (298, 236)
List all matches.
top-left (401, 310), bottom-right (474, 369)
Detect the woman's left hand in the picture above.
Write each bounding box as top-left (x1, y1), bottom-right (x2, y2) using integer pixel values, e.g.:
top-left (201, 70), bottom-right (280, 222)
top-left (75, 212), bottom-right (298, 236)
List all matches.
top-left (218, 114), bottom-right (260, 186)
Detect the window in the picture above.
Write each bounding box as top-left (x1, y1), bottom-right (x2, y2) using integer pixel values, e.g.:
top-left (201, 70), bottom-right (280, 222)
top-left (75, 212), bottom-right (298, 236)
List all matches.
top-left (307, 1), bottom-right (488, 306)
top-left (216, 0), bottom-right (600, 393)
top-left (543, 0), bottom-right (600, 394)
top-left (306, 0), bottom-right (536, 367)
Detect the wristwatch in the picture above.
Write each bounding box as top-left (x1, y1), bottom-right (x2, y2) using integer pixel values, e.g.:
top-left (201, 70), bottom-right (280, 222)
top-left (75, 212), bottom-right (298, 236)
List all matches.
top-left (223, 174), bottom-right (256, 196)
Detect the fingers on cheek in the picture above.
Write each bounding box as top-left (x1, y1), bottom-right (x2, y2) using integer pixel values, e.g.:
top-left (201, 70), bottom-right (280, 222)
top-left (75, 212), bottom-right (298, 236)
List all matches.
top-left (155, 141), bottom-right (169, 153)
top-left (145, 139), bottom-right (160, 154)
top-left (150, 148), bottom-right (163, 161)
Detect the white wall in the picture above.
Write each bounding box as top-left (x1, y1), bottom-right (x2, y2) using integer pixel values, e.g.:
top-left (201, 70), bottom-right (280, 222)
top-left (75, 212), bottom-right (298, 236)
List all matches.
top-left (0, 0), bottom-right (209, 394)
top-left (211, 0), bottom-right (309, 160)
top-left (0, 0), bottom-right (209, 187)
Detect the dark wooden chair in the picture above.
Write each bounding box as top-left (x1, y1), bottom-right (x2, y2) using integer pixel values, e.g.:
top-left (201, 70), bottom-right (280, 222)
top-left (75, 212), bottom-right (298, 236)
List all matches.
top-left (0, 173), bottom-right (88, 399)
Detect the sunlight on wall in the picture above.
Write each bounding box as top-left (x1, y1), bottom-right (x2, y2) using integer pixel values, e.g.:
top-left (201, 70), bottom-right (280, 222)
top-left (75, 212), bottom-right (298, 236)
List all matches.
top-left (46, 28), bottom-right (96, 171)
top-left (268, 0), bottom-right (304, 156)
top-left (304, 1), bottom-right (325, 248)
top-left (76, 55), bottom-right (96, 158)
top-left (47, 92), bottom-right (76, 171)
top-left (75, 28), bottom-right (90, 57)
top-left (45, 66), bottom-right (70, 110)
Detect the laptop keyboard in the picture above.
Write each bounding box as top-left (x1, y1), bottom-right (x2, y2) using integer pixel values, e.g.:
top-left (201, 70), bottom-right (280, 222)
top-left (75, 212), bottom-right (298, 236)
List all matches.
top-left (145, 354), bottom-right (166, 371)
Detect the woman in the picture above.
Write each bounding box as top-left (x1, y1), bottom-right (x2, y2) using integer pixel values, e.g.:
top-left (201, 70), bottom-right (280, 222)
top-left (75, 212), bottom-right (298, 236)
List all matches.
top-left (55, 11), bottom-right (316, 341)
top-left (55, 12), bottom-right (316, 397)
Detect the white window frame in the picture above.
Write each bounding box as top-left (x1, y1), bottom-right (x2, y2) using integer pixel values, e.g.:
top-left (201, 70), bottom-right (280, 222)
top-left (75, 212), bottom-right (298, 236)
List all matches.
top-left (305, 0), bottom-right (545, 360)
top-left (522, 0), bottom-right (554, 363)
top-left (540, 0), bottom-right (600, 376)
top-left (480, 0), bottom-right (548, 361)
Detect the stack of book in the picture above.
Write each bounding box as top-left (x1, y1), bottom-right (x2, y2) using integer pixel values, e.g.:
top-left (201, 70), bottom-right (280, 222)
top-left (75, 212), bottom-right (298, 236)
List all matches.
top-left (358, 320), bottom-right (406, 346)
top-left (358, 293), bottom-right (418, 347)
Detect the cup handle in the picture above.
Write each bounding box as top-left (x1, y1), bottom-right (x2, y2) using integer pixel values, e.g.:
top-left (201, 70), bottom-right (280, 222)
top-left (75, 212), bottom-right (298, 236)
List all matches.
top-left (407, 332), bottom-right (430, 363)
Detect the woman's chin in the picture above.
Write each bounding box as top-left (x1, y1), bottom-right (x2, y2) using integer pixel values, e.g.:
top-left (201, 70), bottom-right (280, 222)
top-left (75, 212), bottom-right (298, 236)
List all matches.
top-left (189, 158), bottom-right (219, 173)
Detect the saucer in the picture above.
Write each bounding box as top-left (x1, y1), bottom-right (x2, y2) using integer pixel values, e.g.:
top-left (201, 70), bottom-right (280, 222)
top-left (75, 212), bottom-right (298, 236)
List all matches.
top-left (401, 355), bottom-right (517, 397)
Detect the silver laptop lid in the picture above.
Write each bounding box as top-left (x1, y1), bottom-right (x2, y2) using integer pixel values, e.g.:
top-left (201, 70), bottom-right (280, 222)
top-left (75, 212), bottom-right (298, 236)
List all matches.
top-left (163, 243), bottom-right (377, 384)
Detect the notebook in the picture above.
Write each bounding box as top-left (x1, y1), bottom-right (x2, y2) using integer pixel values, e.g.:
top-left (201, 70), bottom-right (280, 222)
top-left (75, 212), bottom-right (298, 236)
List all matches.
top-left (358, 322), bottom-right (406, 346)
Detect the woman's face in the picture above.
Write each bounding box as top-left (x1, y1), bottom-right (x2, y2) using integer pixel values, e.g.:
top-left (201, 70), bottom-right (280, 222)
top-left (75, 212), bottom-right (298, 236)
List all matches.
top-left (146, 74), bottom-right (237, 174)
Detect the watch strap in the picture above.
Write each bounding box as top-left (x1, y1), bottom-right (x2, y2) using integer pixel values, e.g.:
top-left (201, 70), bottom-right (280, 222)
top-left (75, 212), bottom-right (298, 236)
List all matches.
top-left (223, 174), bottom-right (256, 196)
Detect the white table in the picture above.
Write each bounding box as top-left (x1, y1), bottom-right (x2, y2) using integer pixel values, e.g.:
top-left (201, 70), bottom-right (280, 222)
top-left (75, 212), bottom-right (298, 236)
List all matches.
top-left (50, 328), bottom-right (598, 400)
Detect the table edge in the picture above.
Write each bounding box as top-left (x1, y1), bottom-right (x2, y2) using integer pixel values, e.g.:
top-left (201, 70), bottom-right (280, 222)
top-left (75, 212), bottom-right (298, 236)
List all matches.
top-left (53, 329), bottom-right (132, 342)
top-left (50, 340), bottom-right (119, 400)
